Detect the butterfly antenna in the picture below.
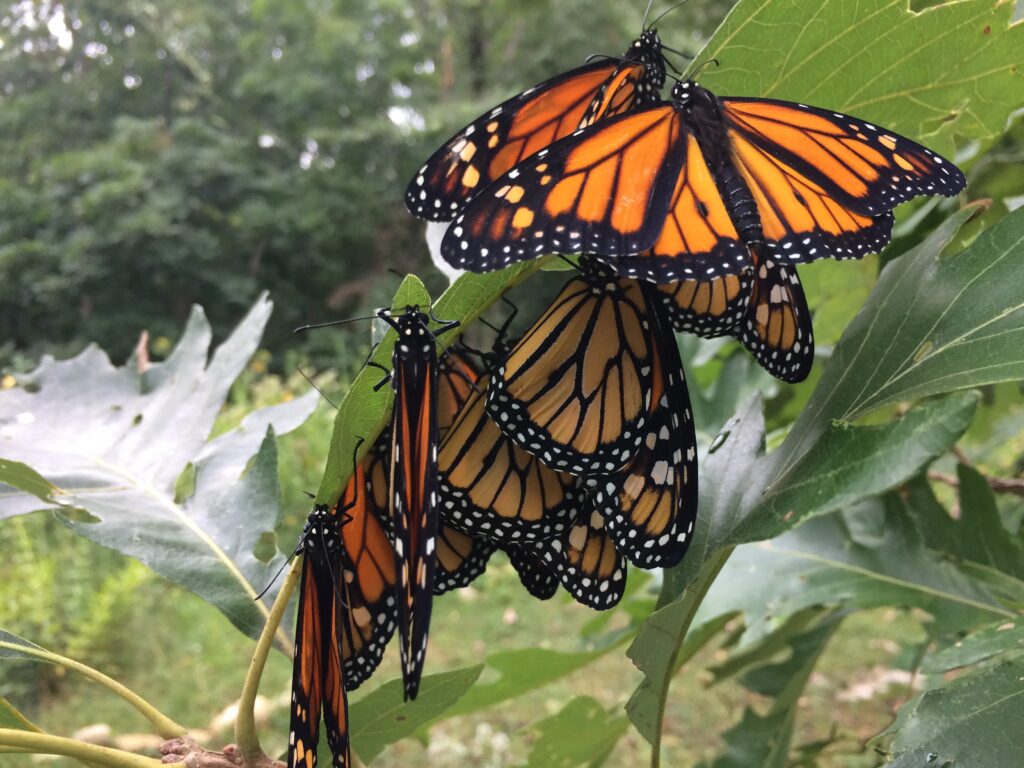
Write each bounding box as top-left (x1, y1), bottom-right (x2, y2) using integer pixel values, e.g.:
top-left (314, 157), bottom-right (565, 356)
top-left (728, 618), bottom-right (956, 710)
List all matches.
top-left (298, 364), bottom-right (339, 410)
top-left (661, 54), bottom-right (682, 76)
top-left (255, 549), bottom-right (297, 602)
top-left (688, 57), bottom-right (720, 81)
top-left (640, 0), bottom-right (656, 32)
top-left (647, 0), bottom-right (690, 30)
top-left (294, 315), bottom-right (377, 334)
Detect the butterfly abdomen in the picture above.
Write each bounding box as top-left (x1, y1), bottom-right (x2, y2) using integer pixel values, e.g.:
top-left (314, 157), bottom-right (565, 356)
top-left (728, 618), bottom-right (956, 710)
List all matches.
top-left (715, 162), bottom-right (763, 246)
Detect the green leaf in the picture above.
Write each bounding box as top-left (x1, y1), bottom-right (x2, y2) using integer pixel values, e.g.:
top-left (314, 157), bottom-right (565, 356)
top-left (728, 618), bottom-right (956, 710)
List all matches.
top-left (0, 459), bottom-right (60, 512)
top-left (522, 696), bottom-right (629, 768)
top-left (0, 296), bottom-right (318, 645)
top-left (350, 664), bottom-right (484, 764)
top-left (956, 464), bottom-right (1024, 580)
top-left (439, 644), bottom-right (622, 720)
top-left (316, 265), bottom-right (541, 505)
top-left (777, 205), bottom-right (1024, 456)
top-left (697, 617), bottom-right (841, 768)
top-left (697, 496), bottom-right (1014, 649)
top-left (882, 655), bottom-right (1024, 768)
top-left (0, 630), bottom-right (44, 661)
top-left (737, 390), bottom-right (979, 541)
top-left (0, 696), bottom-right (40, 732)
top-left (698, 0), bottom-right (1024, 156)
top-left (798, 256), bottom-right (879, 347)
top-left (922, 618), bottom-right (1024, 675)
top-left (626, 608), bottom-right (735, 744)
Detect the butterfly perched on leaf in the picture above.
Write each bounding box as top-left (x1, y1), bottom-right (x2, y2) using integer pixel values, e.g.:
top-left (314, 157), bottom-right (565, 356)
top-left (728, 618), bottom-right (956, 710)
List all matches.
top-left (405, 28), bottom-right (669, 221)
top-left (376, 306), bottom-right (457, 701)
top-left (441, 79), bottom-right (966, 283)
top-left (288, 452), bottom-right (403, 768)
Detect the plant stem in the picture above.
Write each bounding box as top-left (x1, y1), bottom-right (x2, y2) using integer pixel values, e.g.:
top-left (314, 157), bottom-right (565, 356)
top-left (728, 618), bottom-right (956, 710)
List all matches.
top-left (0, 642), bottom-right (186, 739)
top-left (649, 547), bottom-right (734, 768)
top-left (236, 554), bottom-right (303, 767)
top-left (0, 730), bottom-right (163, 768)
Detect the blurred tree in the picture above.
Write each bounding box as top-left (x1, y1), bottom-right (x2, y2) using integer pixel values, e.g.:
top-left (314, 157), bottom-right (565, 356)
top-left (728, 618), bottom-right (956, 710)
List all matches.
top-left (0, 0), bottom-right (732, 368)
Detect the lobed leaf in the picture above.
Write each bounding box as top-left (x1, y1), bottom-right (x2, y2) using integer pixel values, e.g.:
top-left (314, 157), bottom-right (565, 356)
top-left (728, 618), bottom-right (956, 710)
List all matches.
top-left (0, 296), bottom-right (317, 645)
top-left (881, 655), bottom-right (1024, 767)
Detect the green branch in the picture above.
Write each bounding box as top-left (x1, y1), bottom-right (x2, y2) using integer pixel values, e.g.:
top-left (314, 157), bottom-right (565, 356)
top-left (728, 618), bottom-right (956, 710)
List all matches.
top-left (0, 730), bottom-right (163, 768)
top-left (649, 548), bottom-right (734, 768)
top-left (0, 641), bottom-right (186, 739)
top-left (236, 555), bottom-right (303, 766)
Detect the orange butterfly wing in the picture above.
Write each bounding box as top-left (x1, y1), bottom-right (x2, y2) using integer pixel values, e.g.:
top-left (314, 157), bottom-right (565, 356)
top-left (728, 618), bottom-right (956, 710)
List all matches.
top-left (337, 464), bottom-right (397, 690)
top-left (653, 268), bottom-right (753, 337)
top-left (407, 59), bottom-right (643, 221)
top-left (441, 105), bottom-right (686, 275)
top-left (740, 251), bottom-right (814, 383)
top-left (609, 133), bottom-right (750, 280)
top-left (438, 378), bottom-right (579, 542)
top-left (529, 505), bottom-right (627, 610)
top-left (486, 267), bottom-right (657, 474)
top-left (588, 290), bottom-right (699, 568)
top-left (289, 506), bottom-right (351, 768)
top-left (721, 98), bottom-right (963, 264)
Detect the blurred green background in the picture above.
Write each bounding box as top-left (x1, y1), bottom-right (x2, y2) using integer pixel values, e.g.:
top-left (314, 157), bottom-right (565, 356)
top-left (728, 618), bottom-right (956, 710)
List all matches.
top-left (0, 0), bottom-right (733, 373)
top-left (2, 1), bottom-right (1023, 767)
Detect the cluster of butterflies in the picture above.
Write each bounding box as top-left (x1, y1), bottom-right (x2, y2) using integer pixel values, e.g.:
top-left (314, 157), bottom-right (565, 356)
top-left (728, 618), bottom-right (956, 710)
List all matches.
top-left (284, 10), bottom-right (965, 767)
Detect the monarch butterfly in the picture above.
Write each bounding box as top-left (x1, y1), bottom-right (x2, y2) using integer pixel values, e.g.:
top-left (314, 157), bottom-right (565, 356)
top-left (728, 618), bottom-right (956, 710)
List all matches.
top-left (486, 260), bottom-right (658, 475)
top-left (378, 306), bottom-right (457, 701)
top-left (405, 28), bottom-right (668, 221)
top-left (287, 452), bottom-right (401, 768)
top-left (288, 504), bottom-right (352, 768)
top-left (440, 79), bottom-right (966, 283)
top-left (654, 245), bottom-right (814, 382)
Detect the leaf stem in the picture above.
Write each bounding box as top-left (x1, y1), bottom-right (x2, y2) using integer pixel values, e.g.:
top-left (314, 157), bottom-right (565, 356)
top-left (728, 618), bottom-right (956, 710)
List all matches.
top-left (0, 730), bottom-right (163, 768)
top-left (236, 554), bottom-right (303, 766)
top-left (0, 642), bottom-right (186, 739)
top-left (649, 547), bottom-right (733, 768)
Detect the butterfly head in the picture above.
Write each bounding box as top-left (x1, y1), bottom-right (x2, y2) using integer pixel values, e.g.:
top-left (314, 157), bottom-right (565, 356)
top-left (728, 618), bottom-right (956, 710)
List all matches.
top-left (671, 78), bottom-right (714, 109)
top-left (627, 29), bottom-right (668, 94)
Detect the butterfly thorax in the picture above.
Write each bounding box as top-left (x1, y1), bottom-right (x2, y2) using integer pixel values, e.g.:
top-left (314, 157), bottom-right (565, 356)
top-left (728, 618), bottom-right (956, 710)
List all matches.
top-left (673, 80), bottom-right (764, 247)
top-left (301, 505), bottom-right (344, 563)
top-left (387, 307), bottom-right (435, 365)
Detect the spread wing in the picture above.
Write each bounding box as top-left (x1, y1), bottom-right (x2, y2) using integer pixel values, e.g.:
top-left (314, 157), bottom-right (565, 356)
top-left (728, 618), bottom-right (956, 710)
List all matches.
top-left (441, 105), bottom-right (686, 276)
top-left (406, 59), bottom-right (646, 221)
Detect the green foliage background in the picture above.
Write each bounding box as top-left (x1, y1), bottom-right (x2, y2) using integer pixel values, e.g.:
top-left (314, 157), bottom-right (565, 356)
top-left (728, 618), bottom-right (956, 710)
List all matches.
top-left (1, 1), bottom-right (1023, 768)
